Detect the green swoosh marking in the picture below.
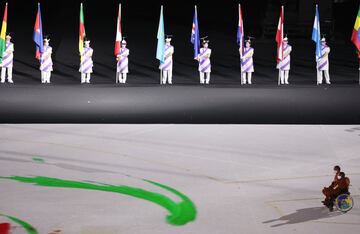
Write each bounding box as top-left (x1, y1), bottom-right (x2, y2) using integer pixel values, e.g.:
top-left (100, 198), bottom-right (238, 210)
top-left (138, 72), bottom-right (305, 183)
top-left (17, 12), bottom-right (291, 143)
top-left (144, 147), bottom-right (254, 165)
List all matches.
top-left (0, 176), bottom-right (196, 226)
top-left (0, 214), bottom-right (38, 234)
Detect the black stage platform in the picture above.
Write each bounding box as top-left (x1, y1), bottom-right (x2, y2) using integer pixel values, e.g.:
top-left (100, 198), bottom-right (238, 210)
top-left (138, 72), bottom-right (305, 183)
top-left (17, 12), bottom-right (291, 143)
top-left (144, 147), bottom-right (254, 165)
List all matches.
top-left (0, 84), bottom-right (359, 124)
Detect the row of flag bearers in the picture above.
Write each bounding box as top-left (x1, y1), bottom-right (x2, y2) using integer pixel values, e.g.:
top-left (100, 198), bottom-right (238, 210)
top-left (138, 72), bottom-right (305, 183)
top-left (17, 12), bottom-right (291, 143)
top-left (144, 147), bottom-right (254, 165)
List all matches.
top-left (0, 3), bottom-right (359, 85)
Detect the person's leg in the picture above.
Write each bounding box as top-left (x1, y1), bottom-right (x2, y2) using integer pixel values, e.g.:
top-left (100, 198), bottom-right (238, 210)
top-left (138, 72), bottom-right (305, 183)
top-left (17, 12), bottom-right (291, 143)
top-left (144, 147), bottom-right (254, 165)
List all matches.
top-left (41, 71), bottom-right (45, 83)
top-left (248, 73), bottom-right (252, 84)
top-left (86, 73), bottom-right (91, 83)
top-left (116, 72), bottom-right (120, 83)
top-left (285, 70), bottom-right (289, 84)
top-left (168, 70), bottom-right (173, 84)
top-left (81, 73), bottom-right (86, 83)
top-left (324, 70), bottom-right (330, 84)
top-left (242, 73), bottom-right (247, 84)
top-left (122, 73), bottom-right (127, 83)
top-left (199, 72), bottom-right (205, 84)
top-left (1, 67), bottom-right (6, 83)
top-left (205, 72), bottom-right (210, 84)
top-left (280, 70), bottom-right (285, 84)
top-left (162, 70), bottom-right (168, 84)
top-left (48, 71), bottom-right (52, 83)
top-left (7, 67), bottom-right (13, 83)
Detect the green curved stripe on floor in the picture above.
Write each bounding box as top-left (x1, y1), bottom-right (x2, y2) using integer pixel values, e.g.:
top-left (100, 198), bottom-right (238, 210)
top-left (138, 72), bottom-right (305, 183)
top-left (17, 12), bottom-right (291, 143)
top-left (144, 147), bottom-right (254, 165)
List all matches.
top-left (0, 176), bottom-right (197, 226)
top-left (0, 214), bottom-right (38, 234)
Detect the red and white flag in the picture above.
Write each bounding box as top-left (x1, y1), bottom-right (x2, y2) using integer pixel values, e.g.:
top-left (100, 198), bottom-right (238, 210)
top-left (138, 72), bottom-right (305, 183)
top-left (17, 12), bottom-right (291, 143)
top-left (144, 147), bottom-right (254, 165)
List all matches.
top-left (114, 4), bottom-right (122, 57)
top-left (276, 6), bottom-right (284, 62)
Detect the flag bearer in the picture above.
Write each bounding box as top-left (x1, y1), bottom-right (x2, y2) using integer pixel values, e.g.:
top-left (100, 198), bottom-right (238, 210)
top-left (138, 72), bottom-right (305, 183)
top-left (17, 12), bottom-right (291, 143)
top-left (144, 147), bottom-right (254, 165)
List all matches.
top-left (116, 37), bottom-right (129, 84)
top-left (198, 37), bottom-right (211, 84)
top-left (159, 35), bottom-right (174, 84)
top-left (317, 37), bottom-right (331, 84)
top-left (277, 36), bottom-right (292, 85)
top-left (40, 36), bottom-right (53, 84)
top-left (241, 38), bottom-right (254, 84)
top-left (1, 33), bottom-right (14, 83)
top-left (80, 37), bottom-right (94, 84)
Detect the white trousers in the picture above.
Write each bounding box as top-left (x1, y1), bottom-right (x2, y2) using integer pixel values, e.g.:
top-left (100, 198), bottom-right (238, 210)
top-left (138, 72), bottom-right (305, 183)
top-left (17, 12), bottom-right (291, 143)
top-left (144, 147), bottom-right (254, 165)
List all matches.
top-left (81, 73), bottom-right (91, 83)
top-left (41, 71), bottom-right (51, 83)
top-left (280, 70), bottom-right (289, 84)
top-left (200, 72), bottom-right (210, 84)
top-left (317, 70), bottom-right (330, 84)
top-left (162, 70), bottom-right (173, 84)
top-left (1, 66), bottom-right (13, 83)
top-left (242, 72), bottom-right (252, 84)
top-left (116, 73), bottom-right (127, 84)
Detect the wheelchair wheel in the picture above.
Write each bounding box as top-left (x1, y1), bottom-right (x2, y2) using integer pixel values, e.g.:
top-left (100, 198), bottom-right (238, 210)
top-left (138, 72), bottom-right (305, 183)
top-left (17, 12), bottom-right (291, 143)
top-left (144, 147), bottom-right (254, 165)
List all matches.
top-left (335, 194), bottom-right (354, 213)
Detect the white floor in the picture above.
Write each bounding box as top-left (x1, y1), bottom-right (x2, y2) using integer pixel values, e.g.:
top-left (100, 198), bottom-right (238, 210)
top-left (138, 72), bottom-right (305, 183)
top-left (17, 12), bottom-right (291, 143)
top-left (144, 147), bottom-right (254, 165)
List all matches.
top-left (0, 125), bottom-right (359, 234)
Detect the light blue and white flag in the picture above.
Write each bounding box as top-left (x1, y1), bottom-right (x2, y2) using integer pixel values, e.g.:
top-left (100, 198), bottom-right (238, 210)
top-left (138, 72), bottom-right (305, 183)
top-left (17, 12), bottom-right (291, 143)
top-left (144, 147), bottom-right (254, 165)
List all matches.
top-left (156, 5), bottom-right (165, 65)
top-left (312, 4), bottom-right (321, 61)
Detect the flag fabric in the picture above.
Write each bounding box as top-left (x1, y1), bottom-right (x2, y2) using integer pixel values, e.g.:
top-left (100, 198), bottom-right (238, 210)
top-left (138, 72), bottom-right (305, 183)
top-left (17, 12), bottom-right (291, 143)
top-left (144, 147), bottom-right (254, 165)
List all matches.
top-left (312, 4), bottom-right (322, 61)
top-left (237, 4), bottom-right (244, 57)
top-left (114, 4), bottom-right (122, 57)
top-left (33, 3), bottom-right (43, 60)
top-left (191, 5), bottom-right (200, 60)
top-left (276, 6), bottom-right (284, 62)
top-left (351, 5), bottom-right (360, 58)
top-left (156, 5), bottom-right (165, 64)
top-left (79, 3), bottom-right (86, 58)
top-left (0, 3), bottom-right (8, 64)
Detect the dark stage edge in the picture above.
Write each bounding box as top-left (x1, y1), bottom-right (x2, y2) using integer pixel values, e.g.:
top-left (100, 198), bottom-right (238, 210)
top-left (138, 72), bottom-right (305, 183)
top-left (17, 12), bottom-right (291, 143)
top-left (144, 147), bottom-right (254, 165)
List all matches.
top-left (0, 83), bottom-right (359, 124)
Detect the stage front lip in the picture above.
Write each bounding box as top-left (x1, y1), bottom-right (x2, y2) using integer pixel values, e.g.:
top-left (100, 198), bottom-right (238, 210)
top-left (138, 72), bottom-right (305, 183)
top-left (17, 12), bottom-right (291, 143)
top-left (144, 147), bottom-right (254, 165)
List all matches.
top-left (0, 84), bottom-right (359, 124)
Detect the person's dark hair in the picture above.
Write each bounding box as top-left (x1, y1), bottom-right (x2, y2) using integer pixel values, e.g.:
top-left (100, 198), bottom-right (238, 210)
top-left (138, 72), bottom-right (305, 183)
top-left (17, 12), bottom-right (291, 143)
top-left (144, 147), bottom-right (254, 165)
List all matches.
top-left (334, 165), bottom-right (341, 172)
top-left (339, 172), bottom-right (345, 178)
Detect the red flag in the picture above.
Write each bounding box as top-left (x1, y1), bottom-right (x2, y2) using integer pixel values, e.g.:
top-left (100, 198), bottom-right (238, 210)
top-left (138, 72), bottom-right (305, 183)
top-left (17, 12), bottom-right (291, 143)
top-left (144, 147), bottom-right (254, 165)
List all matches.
top-left (114, 4), bottom-right (122, 56)
top-left (276, 6), bottom-right (284, 62)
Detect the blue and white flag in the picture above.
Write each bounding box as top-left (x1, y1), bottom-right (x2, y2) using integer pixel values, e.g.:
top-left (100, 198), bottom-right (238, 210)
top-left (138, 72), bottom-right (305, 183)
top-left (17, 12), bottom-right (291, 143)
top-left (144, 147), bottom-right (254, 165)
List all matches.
top-left (191, 5), bottom-right (200, 60)
top-left (156, 5), bottom-right (165, 64)
top-left (312, 4), bottom-right (321, 61)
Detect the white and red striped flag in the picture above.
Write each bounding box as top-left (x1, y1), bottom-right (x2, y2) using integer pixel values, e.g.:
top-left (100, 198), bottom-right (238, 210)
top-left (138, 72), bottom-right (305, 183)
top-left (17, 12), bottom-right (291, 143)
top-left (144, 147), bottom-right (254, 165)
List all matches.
top-left (114, 4), bottom-right (122, 56)
top-left (276, 6), bottom-right (284, 62)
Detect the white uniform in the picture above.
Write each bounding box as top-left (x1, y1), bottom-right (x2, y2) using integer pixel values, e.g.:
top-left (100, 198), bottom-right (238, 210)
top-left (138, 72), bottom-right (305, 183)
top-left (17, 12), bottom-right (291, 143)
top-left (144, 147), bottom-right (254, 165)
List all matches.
top-left (277, 43), bottom-right (292, 84)
top-left (198, 47), bottom-right (211, 84)
top-left (79, 46), bottom-right (94, 83)
top-left (116, 47), bottom-right (130, 84)
top-left (317, 44), bottom-right (330, 84)
top-left (241, 47), bottom-right (254, 84)
top-left (160, 44), bottom-right (174, 84)
top-left (40, 45), bottom-right (53, 83)
top-left (1, 41), bottom-right (14, 83)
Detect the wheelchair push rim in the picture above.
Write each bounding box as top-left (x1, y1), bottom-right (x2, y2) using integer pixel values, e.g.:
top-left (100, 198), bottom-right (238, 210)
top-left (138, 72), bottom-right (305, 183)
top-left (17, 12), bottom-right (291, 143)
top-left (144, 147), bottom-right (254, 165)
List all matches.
top-left (335, 194), bottom-right (354, 213)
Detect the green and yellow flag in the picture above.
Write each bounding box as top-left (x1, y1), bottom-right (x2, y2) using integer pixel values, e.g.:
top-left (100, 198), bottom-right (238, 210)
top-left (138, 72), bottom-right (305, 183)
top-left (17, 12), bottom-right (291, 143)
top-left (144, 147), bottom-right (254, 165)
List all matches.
top-left (0, 3), bottom-right (8, 64)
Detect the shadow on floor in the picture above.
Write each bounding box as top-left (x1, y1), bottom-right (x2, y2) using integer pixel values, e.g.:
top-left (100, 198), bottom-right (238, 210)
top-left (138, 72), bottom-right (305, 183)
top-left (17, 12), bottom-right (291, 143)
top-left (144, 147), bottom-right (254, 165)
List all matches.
top-left (263, 206), bottom-right (342, 227)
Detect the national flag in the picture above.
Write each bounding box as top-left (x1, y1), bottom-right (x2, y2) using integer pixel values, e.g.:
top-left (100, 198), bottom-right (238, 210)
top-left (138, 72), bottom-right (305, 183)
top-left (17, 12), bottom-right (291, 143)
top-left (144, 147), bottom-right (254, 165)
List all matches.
top-left (79, 3), bottom-right (86, 58)
top-left (351, 5), bottom-right (360, 58)
top-left (156, 5), bottom-right (165, 64)
top-left (312, 4), bottom-right (322, 61)
top-left (191, 5), bottom-right (200, 60)
top-left (114, 4), bottom-right (122, 57)
top-left (237, 4), bottom-right (244, 57)
top-left (0, 3), bottom-right (8, 64)
top-left (33, 3), bottom-right (43, 60)
top-left (276, 6), bottom-right (284, 62)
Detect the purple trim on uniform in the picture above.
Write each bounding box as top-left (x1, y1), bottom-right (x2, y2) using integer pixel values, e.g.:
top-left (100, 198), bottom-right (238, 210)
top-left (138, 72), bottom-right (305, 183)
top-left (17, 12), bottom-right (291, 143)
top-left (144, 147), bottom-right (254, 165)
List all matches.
top-left (201, 64), bottom-right (211, 73)
top-left (43, 63), bottom-right (52, 72)
top-left (243, 66), bottom-right (252, 72)
top-left (280, 61), bottom-right (290, 70)
top-left (199, 48), bottom-right (208, 57)
top-left (318, 60), bottom-right (328, 70)
top-left (200, 59), bottom-right (209, 66)
top-left (162, 62), bottom-right (172, 70)
top-left (241, 57), bottom-right (251, 66)
top-left (242, 47), bottom-right (252, 57)
top-left (82, 65), bottom-right (92, 73)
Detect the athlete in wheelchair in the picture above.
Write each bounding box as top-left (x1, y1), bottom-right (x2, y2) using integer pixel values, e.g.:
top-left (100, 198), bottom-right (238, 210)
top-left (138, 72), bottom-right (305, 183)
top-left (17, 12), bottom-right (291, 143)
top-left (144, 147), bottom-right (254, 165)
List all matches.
top-left (322, 168), bottom-right (352, 212)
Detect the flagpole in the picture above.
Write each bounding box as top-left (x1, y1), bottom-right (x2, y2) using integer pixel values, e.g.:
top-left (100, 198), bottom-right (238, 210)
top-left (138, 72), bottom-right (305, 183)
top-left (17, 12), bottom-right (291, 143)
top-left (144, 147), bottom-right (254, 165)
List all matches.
top-left (239, 4), bottom-right (243, 85)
